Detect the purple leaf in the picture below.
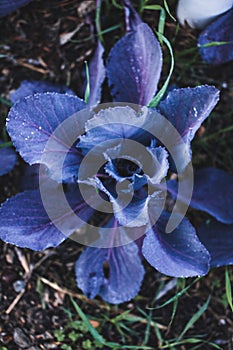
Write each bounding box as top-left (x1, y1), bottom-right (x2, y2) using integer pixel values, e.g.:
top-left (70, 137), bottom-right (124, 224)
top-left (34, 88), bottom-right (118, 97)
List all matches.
top-left (0, 183), bottom-right (95, 250)
top-left (10, 80), bottom-right (74, 104)
top-left (198, 9), bottom-right (233, 64)
top-left (190, 168), bottom-right (233, 224)
top-left (7, 93), bottom-right (87, 182)
top-left (142, 213), bottom-right (210, 277)
top-left (19, 164), bottom-right (48, 191)
top-left (123, 0), bottom-right (142, 32)
top-left (102, 145), bottom-right (168, 227)
top-left (157, 86), bottom-right (219, 171)
top-left (158, 86), bottom-right (220, 144)
top-left (78, 106), bottom-right (162, 155)
top-left (83, 41), bottom-right (106, 106)
top-left (167, 168), bottom-right (233, 224)
top-left (0, 189), bottom-right (66, 250)
top-left (107, 22), bottom-right (162, 105)
top-left (197, 220), bottom-right (233, 267)
top-left (0, 141), bottom-right (17, 176)
top-left (0, 0), bottom-right (33, 17)
top-left (75, 218), bottom-right (145, 303)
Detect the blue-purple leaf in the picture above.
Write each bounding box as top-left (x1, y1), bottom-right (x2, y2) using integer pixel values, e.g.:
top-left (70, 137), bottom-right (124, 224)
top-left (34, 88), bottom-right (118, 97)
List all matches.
top-left (83, 41), bottom-right (105, 106)
top-left (198, 9), bottom-right (233, 64)
top-left (10, 80), bottom-right (74, 104)
top-left (0, 141), bottom-right (17, 176)
top-left (0, 183), bottom-right (95, 250)
top-left (78, 106), bottom-right (162, 155)
top-left (19, 163), bottom-right (48, 191)
top-left (157, 86), bottom-right (219, 171)
top-left (190, 168), bottom-right (233, 224)
top-left (123, 0), bottom-right (142, 32)
top-left (158, 86), bottom-right (219, 144)
top-left (197, 220), bottom-right (233, 267)
top-left (0, 0), bottom-right (32, 17)
top-left (75, 218), bottom-right (145, 303)
top-left (142, 213), bottom-right (210, 277)
top-left (167, 168), bottom-right (233, 224)
top-left (0, 189), bottom-right (66, 250)
top-left (7, 93), bottom-right (87, 182)
top-left (107, 22), bottom-right (162, 105)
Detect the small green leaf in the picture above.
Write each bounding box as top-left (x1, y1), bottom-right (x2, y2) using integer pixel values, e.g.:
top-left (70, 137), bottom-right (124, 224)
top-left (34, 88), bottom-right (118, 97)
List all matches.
top-left (225, 266), bottom-right (233, 311)
top-left (178, 297), bottom-right (210, 340)
top-left (54, 329), bottom-right (65, 342)
top-left (68, 330), bottom-right (80, 342)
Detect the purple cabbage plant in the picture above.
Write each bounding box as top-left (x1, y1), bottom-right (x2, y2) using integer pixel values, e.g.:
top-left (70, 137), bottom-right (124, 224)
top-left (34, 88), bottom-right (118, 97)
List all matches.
top-left (0, 6), bottom-right (233, 304)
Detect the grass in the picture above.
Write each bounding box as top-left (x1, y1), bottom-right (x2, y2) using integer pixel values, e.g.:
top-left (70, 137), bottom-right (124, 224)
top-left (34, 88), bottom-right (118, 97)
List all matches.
top-left (36, 271), bottom-right (231, 349)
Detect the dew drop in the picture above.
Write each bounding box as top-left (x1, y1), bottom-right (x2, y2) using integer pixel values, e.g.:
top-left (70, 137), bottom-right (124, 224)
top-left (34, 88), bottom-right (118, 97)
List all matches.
top-left (193, 107), bottom-right (198, 118)
top-left (13, 280), bottom-right (26, 293)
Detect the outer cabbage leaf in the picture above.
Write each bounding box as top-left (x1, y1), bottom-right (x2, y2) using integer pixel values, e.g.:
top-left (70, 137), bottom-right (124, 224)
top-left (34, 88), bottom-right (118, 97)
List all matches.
top-left (197, 220), bottom-right (233, 267)
top-left (0, 183), bottom-right (96, 250)
top-left (168, 168), bottom-right (233, 224)
top-left (157, 86), bottom-right (219, 144)
top-left (7, 93), bottom-right (87, 182)
top-left (157, 86), bottom-right (219, 171)
top-left (10, 80), bottom-right (74, 104)
top-left (83, 41), bottom-right (106, 106)
top-left (75, 218), bottom-right (145, 304)
top-left (142, 212), bottom-right (210, 277)
top-left (123, 0), bottom-right (142, 32)
top-left (0, 0), bottom-right (32, 17)
top-left (198, 9), bottom-right (233, 64)
top-left (107, 23), bottom-right (162, 105)
top-left (0, 141), bottom-right (17, 176)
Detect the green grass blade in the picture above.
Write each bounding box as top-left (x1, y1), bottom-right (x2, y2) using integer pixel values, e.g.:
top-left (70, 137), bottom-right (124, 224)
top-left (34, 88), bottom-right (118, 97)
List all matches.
top-left (167, 296), bottom-right (178, 330)
top-left (198, 41), bottom-right (233, 48)
top-left (161, 338), bottom-right (222, 349)
top-left (148, 32), bottom-right (174, 108)
top-left (0, 141), bottom-right (13, 148)
top-left (163, 0), bottom-right (176, 21)
top-left (96, 0), bottom-right (104, 43)
top-left (0, 96), bottom-right (12, 107)
top-left (143, 5), bottom-right (163, 11)
top-left (111, 0), bottom-right (123, 9)
top-left (225, 267), bottom-right (233, 312)
top-left (177, 296), bottom-right (210, 340)
top-left (153, 322), bottom-right (164, 347)
top-left (143, 310), bottom-right (152, 345)
top-left (155, 278), bottom-right (200, 309)
top-left (158, 8), bottom-right (166, 37)
top-left (84, 61), bottom-right (90, 104)
top-left (70, 298), bottom-right (153, 349)
top-left (70, 297), bottom-right (106, 344)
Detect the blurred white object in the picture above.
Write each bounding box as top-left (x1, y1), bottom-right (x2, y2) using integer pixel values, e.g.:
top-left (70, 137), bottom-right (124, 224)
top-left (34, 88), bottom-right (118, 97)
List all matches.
top-left (177, 0), bottom-right (233, 29)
